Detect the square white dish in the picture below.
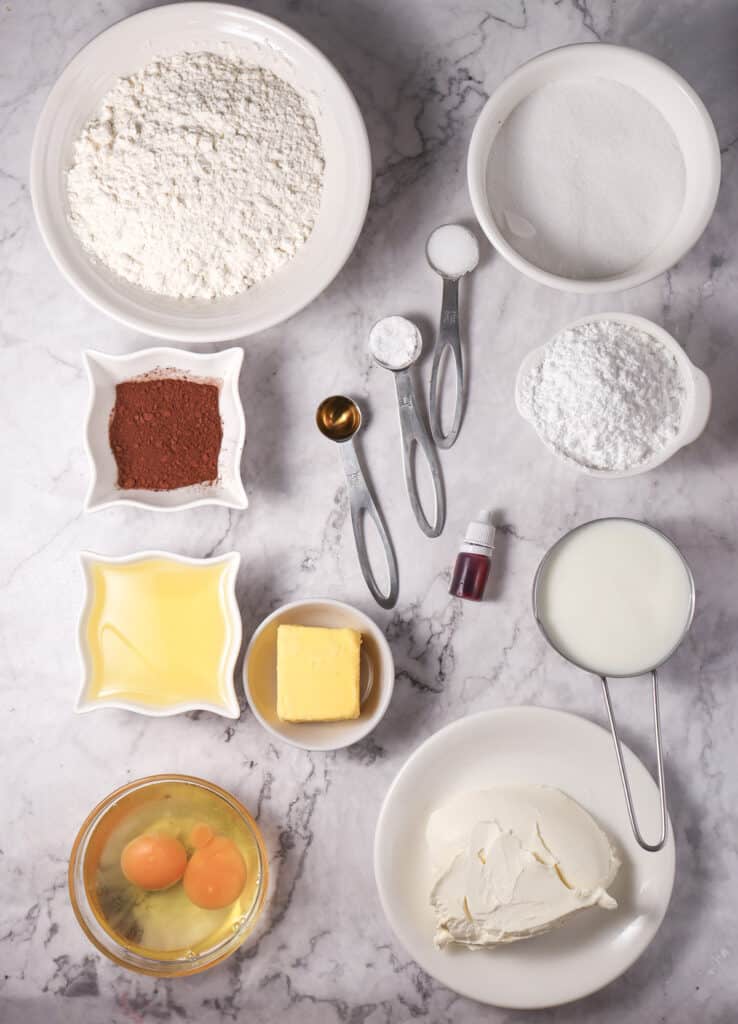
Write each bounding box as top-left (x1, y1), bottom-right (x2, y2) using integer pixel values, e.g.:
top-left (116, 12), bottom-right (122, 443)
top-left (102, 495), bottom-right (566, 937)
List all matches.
top-left (76, 550), bottom-right (242, 718)
top-left (84, 346), bottom-right (247, 512)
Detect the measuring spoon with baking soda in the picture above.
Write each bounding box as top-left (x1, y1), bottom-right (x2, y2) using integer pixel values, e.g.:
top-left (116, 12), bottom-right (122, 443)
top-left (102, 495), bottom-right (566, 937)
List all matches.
top-left (369, 317), bottom-right (446, 538)
top-left (316, 395), bottom-right (399, 609)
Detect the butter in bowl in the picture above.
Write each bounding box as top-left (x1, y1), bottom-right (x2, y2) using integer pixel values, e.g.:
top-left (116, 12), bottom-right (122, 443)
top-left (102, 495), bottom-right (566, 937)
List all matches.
top-left (244, 599), bottom-right (394, 751)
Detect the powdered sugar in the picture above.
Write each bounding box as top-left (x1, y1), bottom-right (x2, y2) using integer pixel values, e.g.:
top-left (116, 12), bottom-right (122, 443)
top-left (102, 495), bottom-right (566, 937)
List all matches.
top-left (67, 52), bottom-right (324, 300)
top-left (518, 320), bottom-right (685, 471)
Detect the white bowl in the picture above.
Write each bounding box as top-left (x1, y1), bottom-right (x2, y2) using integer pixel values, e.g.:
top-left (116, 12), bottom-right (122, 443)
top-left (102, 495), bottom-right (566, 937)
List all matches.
top-left (76, 550), bottom-right (241, 718)
top-left (244, 599), bottom-right (395, 751)
top-left (30, 2), bottom-right (371, 342)
top-left (468, 44), bottom-right (720, 292)
top-left (84, 347), bottom-right (247, 512)
top-left (515, 313), bottom-right (711, 478)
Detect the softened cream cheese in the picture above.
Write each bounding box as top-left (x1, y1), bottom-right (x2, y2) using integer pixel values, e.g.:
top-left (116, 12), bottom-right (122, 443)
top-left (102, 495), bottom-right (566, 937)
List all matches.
top-left (427, 785), bottom-right (620, 949)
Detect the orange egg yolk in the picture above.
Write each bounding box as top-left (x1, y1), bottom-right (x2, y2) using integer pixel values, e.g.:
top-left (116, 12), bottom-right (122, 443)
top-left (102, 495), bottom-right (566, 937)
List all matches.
top-left (120, 834), bottom-right (188, 891)
top-left (190, 822), bottom-right (215, 849)
top-left (183, 835), bottom-right (247, 910)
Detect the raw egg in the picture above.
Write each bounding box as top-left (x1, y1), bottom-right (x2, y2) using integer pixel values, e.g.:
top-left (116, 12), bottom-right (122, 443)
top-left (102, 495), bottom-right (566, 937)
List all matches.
top-left (190, 822), bottom-right (215, 849)
top-left (183, 835), bottom-right (247, 909)
top-left (120, 833), bottom-right (187, 891)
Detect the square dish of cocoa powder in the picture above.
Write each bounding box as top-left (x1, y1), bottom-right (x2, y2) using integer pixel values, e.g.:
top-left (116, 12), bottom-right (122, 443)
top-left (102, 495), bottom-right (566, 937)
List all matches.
top-left (109, 376), bottom-right (223, 491)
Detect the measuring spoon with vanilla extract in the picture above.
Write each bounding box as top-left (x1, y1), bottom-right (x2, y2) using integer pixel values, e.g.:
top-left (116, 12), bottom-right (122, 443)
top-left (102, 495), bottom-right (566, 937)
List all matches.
top-left (316, 396), bottom-right (399, 609)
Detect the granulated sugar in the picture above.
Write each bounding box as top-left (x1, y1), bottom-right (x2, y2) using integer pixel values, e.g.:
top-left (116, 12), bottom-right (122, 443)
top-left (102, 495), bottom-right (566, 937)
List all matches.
top-left (518, 319), bottom-right (685, 471)
top-left (487, 78), bottom-right (686, 279)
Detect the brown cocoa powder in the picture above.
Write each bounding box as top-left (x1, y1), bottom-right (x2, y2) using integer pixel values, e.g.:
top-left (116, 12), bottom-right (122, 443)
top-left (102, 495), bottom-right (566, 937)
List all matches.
top-left (109, 376), bottom-right (223, 491)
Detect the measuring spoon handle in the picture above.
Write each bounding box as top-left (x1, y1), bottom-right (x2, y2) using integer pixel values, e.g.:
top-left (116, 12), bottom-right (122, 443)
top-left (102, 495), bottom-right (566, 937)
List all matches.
top-left (429, 276), bottom-right (465, 449)
top-left (395, 370), bottom-right (446, 538)
top-left (600, 671), bottom-right (668, 853)
top-left (340, 440), bottom-right (399, 609)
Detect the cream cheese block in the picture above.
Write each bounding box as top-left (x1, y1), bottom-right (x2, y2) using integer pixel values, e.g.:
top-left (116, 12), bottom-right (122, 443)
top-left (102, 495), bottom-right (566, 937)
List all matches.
top-left (427, 785), bottom-right (620, 949)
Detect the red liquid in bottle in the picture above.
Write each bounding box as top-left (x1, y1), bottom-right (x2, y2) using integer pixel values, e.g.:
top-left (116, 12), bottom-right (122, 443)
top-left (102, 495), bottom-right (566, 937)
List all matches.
top-left (449, 511), bottom-right (495, 602)
top-left (450, 551), bottom-right (490, 601)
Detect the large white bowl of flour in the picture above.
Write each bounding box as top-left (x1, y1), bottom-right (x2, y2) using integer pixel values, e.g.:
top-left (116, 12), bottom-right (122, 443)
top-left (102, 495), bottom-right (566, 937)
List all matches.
top-left (30, 3), bottom-right (371, 342)
top-left (468, 44), bottom-right (720, 293)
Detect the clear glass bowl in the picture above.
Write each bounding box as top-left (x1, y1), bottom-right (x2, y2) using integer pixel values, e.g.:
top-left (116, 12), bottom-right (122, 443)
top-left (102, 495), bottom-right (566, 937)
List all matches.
top-left (69, 774), bottom-right (268, 977)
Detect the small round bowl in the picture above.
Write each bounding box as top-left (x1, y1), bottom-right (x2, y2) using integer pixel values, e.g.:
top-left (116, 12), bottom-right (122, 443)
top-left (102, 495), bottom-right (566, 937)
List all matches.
top-left (30, 3), bottom-right (371, 342)
top-left (68, 774), bottom-right (268, 977)
top-left (468, 44), bottom-right (720, 293)
top-left (244, 599), bottom-right (395, 751)
top-left (515, 313), bottom-right (711, 478)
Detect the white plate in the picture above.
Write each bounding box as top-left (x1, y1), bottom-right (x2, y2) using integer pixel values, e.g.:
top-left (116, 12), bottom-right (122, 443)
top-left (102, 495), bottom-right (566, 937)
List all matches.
top-left (514, 313), bottom-right (711, 478)
top-left (374, 706), bottom-right (675, 1009)
top-left (468, 44), bottom-right (720, 292)
top-left (244, 599), bottom-right (395, 751)
top-left (84, 347), bottom-right (247, 512)
top-left (30, 2), bottom-right (371, 342)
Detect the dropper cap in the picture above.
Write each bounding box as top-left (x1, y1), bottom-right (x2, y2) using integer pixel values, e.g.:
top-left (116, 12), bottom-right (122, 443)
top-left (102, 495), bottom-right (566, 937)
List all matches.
top-left (464, 510), bottom-right (495, 551)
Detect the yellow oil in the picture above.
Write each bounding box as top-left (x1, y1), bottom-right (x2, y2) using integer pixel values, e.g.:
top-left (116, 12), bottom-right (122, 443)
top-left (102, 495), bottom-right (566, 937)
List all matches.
top-left (83, 556), bottom-right (236, 710)
top-left (83, 780), bottom-right (264, 959)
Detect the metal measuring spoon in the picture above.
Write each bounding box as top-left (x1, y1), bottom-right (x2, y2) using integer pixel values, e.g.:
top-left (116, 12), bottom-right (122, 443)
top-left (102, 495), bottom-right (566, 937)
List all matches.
top-left (426, 224), bottom-right (480, 449)
top-left (368, 317), bottom-right (446, 538)
top-left (316, 395), bottom-right (399, 609)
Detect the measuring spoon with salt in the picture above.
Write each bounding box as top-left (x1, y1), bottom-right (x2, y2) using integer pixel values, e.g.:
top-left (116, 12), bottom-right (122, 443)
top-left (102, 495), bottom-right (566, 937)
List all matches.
top-left (369, 316), bottom-right (446, 538)
top-left (426, 224), bottom-right (480, 449)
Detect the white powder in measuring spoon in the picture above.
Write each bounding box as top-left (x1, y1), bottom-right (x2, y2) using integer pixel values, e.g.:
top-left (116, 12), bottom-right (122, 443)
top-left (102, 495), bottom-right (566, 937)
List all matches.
top-left (487, 78), bottom-right (686, 279)
top-left (518, 319), bottom-right (685, 471)
top-left (67, 52), bottom-right (324, 300)
top-left (369, 316), bottom-right (422, 369)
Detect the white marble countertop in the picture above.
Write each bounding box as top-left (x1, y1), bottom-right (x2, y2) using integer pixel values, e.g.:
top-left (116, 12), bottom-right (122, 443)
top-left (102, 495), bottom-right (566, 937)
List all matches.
top-left (3, 1), bottom-right (738, 1021)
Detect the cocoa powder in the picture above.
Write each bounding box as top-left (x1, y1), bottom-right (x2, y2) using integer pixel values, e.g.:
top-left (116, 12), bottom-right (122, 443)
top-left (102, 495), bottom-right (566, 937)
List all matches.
top-left (109, 376), bottom-right (223, 491)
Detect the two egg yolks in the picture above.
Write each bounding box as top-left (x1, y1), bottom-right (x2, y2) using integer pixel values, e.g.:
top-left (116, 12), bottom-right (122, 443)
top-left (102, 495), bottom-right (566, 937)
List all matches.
top-left (119, 827), bottom-right (246, 910)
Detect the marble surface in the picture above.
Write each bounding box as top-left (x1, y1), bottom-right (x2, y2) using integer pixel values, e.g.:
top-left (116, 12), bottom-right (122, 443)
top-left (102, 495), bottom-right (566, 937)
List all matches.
top-left (3, 0), bottom-right (738, 1021)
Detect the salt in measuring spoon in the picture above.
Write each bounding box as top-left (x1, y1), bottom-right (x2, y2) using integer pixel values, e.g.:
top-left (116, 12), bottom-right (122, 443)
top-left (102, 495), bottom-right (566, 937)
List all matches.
top-left (426, 224), bottom-right (480, 449)
top-left (368, 316), bottom-right (446, 538)
top-left (316, 395), bottom-right (399, 609)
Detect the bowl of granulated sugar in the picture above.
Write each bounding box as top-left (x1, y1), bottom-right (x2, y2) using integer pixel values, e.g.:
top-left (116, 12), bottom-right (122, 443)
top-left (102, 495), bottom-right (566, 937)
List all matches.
top-left (468, 44), bottom-right (720, 293)
top-left (515, 313), bottom-right (711, 478)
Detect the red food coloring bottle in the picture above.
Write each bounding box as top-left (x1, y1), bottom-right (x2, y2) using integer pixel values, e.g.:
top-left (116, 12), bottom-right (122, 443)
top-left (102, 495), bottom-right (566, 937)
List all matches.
top-left (449, 510), bottom-right (495, 601)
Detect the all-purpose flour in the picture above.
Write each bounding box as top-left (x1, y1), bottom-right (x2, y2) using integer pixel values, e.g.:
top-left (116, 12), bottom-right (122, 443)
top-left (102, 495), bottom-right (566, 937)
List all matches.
top-left (518, 320), bottom-right (685, 471)
top-left (487, 78), bottom-right (686, 279)
top-left (67, 52), bottom-right (324, 300)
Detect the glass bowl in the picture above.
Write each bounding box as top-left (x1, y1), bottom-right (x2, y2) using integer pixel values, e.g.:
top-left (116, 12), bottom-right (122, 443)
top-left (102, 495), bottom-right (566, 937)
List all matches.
top-left (69, 774), bottom-right (268, 977)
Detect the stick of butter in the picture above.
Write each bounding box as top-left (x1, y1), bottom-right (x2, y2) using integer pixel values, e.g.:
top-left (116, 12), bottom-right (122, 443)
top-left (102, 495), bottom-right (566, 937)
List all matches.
top-left (276, 624), bottom-right (362, 723)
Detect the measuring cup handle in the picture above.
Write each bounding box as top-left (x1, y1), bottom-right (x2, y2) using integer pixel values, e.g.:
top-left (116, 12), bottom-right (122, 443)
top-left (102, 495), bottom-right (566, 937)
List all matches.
top-left (429, 276), bottom-right (465, 449)
top-left (395, 370), bottom-right (446, 538)
top-left (340, 441), bottom-right (399, 609)
top-left (600, 672), bottom-right (668, 853)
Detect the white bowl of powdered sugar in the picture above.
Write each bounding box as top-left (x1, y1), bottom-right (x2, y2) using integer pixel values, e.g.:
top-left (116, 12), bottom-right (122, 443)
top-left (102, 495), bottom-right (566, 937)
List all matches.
top-left (515, 313), bottom-right (711, 478)
top-left (30, 4), bottom-right (371, 342)
top-left (468, 44), bottom-right (720, 292)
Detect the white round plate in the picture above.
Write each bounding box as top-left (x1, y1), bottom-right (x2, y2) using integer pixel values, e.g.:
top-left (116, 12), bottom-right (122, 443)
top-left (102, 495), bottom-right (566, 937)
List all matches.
top-left (30, 2), bottom-right (371, 342)
top-left (374, 706), bottom-right (675, 1009)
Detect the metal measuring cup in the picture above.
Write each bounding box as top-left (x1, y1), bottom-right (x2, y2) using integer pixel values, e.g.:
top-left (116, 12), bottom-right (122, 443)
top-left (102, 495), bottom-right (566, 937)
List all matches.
top-left (532, 517), bottom-right (695, 853)
top-left (368, 316), bottom-right (446, 538)
top-left (316, 395), bottom-right (399, 609)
